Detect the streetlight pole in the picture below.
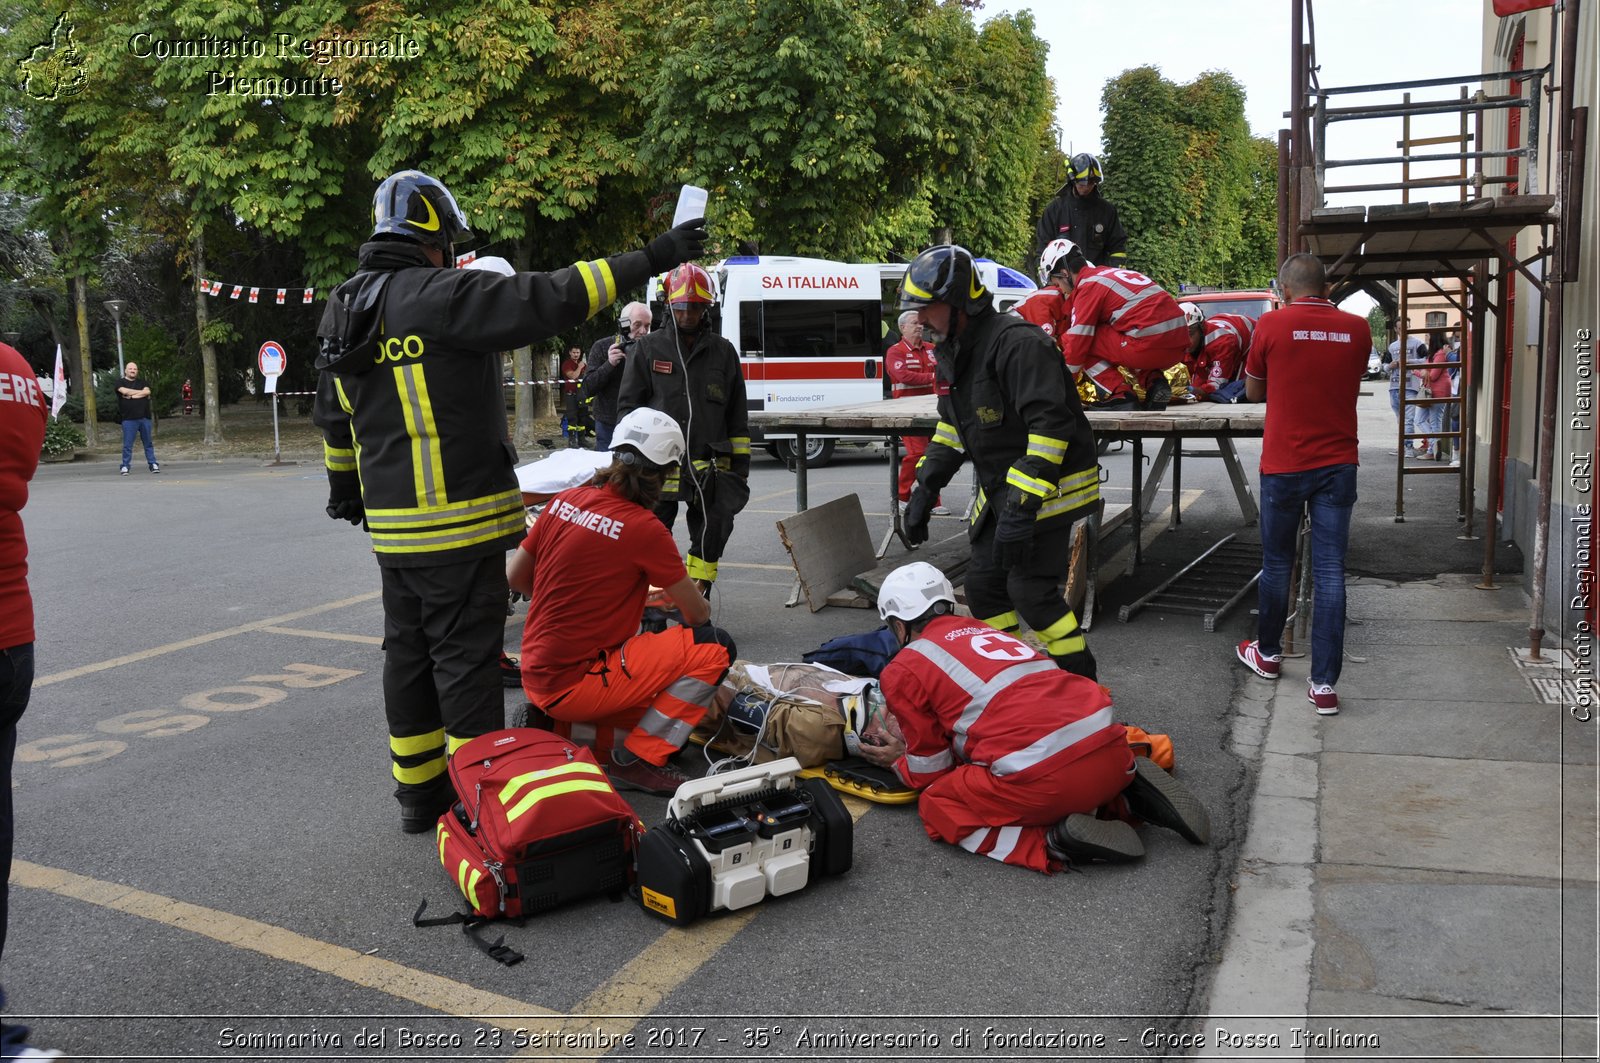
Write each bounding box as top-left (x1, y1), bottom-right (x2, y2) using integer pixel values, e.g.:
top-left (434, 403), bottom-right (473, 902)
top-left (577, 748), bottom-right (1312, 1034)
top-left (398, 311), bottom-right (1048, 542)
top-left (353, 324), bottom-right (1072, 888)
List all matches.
top-left (103, 299), bottom-right (129, 378)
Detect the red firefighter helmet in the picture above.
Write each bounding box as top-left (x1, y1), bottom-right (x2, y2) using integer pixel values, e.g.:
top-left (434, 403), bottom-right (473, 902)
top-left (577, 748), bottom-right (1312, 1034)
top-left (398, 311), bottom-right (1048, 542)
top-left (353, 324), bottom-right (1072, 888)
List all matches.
top-left (665, 263), bottom-right (716, 308)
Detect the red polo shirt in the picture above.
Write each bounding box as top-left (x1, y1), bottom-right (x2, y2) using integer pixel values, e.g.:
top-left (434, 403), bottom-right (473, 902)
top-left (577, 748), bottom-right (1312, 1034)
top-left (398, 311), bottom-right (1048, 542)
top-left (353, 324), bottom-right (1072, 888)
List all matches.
top-left (1244, 297), bottom-right (1370, 475)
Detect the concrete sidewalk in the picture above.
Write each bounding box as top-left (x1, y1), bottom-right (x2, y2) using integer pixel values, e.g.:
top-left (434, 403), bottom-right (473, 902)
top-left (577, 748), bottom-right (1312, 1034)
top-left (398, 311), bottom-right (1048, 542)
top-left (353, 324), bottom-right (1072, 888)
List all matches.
top-left (1198, 573), bottom-right (1598, 1060)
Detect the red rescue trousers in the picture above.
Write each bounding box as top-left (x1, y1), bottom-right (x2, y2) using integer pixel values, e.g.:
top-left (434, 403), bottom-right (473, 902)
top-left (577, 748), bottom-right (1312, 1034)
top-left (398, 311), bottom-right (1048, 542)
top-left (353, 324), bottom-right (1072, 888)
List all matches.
top-left (915, 739), bottom-right (1134, 874)
top-left (1072, 330), bottom-right (1190, 398)
top-left (533, 626), bottom-right (729, 766)
top-left (898, 435), bottom-right (928, 502)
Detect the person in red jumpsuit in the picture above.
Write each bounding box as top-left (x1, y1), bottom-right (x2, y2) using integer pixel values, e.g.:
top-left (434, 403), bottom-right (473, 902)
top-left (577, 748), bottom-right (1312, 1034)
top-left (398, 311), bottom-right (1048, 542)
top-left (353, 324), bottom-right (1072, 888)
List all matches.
top-left (1182, 303), bottom-right (1255, 399)
top-left (1051, 240), bottom-right (1188, 410)
top-left (884, 310), bottom-right (945, 513)
top-left (856, 563), bottom-right (1210, 873)
top-left (509, 407), bottom-right (736, 794)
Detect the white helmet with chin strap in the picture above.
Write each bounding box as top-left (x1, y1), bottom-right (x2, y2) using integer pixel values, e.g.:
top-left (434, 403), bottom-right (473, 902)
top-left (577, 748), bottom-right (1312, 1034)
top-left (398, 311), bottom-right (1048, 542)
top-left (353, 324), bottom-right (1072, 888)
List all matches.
top-left (1180, 301), bottom-right (1205, 328)
top-left (611, 407), bottom-right (686, 468)
top-left (1039, 238), bottom-right (1086, 286)
top-left (878, 562), bottom-right (957, 623)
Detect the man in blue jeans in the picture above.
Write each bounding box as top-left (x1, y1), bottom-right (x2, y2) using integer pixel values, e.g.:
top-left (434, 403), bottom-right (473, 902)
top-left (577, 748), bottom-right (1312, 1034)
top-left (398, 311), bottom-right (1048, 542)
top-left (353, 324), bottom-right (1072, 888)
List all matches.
top-left (1234, 255), bottom-right (1371, 715)
top-left (116, 361), bottom-right (160, 476)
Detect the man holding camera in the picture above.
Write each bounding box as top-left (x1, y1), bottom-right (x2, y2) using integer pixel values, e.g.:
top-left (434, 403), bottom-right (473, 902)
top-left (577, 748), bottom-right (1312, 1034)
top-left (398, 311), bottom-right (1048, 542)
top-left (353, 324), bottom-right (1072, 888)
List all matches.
top-left (584, 301), bottom-right (652, 452)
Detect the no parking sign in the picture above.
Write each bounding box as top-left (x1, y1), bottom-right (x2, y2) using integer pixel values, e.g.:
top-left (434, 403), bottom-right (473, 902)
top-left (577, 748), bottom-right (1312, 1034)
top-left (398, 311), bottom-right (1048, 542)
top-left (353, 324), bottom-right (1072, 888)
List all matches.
top-left (258, 341), bottom-right (286, 391)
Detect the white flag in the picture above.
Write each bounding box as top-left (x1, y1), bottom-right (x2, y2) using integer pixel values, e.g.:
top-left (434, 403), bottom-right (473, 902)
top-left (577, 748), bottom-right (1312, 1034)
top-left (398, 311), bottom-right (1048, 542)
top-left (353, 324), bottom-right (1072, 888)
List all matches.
top-left (50, 344), bottom-right (67, 420)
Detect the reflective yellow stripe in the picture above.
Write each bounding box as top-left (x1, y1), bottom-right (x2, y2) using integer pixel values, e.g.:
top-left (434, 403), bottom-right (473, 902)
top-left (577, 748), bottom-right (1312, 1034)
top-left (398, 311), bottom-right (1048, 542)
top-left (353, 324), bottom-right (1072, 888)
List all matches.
top-left (685, 554), bottom-right (718, 582)
top-left (391, 729), bottom-right (446, 757)
top-left (729, 436), bottom-right (751, 456)
top-left (365, 491), bottom-right (526, 527)
top-left (368, 510), bottom-right (528, 554)
top-left (972, 487), bottom-right (988, 520)
top-left (324, 441), bottom-right (356, 473)
top-left (931, 422), bottom-right (963, 450)
top-left (1037, 475), bottom-right (1100, 520)
top-left (392, 755), bottom-right (446, 784)
top-left (456, 860), bottom-right (482, 910)
top-left (982, 611), bottom-right (1021, 632)
top-left (334, 377), bottom-right (354, 415)
top-left (393, 364), bottom-right (448, 507)
top-left (446, 734), bottom-right (471, 756)
top-left (498, 761), bottom-right (605, 808)
top-left (504, 779), bottom-right (617, 824)
top-left (1025, 433), bottom-right (1069, 462)
top-left (436, 824), bottom-right (450, 864)
top-left (1006, 467), bottom-right (1056, 499)
top-left (1046, 632), bottom-right (1088, 656)
top-left (904, 278), bottom-right (933, 300)
top-left (1038, 611), bottom-right (1082, 644)
top-left (576, 260), bottom-right (616, 318)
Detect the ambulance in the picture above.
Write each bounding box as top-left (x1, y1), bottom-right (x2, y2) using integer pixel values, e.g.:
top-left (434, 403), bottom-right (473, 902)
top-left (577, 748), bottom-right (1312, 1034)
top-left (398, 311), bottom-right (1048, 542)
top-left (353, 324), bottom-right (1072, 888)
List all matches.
top-left (650, 255), bottom-right (1035, 466)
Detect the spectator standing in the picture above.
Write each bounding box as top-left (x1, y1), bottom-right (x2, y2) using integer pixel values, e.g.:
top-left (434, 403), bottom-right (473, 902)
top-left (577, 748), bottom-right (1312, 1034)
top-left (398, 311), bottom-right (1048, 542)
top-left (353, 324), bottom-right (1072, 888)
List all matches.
top-left (312, 168), bottom-right (706, 832)
top-left (181, 378), bottom-right (194, 416)
top-left (115, 361), bottom-right (159, 475)
top-left (884, 310), bottom-right (946, 514)
top-left (584, 302), bottom-right (651, 452)
top-left (1234, 254), bottom-right (1371, 715)
top-left (559, 344), bottom-right (589, 448)
top-left (1035, 153), bottom-right (1129, 269)
top-left (897, 244), bottom-right (1100, 680)
top-left (618, 264), bottom-right (751, 597)
top-left (856, 563), bottom-right (1209, 874)
top-left (1385, 333), bottom-right (1426, 457)
top-left (0, 340), bottom-right (62, 1061)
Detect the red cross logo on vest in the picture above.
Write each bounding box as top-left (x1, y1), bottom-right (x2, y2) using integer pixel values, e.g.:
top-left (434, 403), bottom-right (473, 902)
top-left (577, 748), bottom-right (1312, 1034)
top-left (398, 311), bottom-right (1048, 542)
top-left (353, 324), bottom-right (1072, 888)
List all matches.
top-left (970, 633), bottom-right (1033, 661)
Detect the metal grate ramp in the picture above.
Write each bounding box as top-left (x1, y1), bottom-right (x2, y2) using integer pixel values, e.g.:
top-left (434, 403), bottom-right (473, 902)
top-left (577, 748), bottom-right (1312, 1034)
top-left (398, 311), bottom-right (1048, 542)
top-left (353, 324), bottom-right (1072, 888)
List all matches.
top-left (1117, 532), bottom-right (1260, 631)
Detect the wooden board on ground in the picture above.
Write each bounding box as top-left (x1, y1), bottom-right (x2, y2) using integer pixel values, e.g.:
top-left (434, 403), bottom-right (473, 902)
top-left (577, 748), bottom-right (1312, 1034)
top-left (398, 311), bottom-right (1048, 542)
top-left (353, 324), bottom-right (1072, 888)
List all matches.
top-left (850, 531), bottom-right (972, 601)
top-left (775, 494), bottom-right (878, 612)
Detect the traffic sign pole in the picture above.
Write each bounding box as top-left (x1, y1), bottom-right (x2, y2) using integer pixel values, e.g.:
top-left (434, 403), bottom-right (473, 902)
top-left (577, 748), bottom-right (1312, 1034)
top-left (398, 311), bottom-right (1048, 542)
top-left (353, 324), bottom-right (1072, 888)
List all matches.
top-left (258, 341), bottom-right (289, 466)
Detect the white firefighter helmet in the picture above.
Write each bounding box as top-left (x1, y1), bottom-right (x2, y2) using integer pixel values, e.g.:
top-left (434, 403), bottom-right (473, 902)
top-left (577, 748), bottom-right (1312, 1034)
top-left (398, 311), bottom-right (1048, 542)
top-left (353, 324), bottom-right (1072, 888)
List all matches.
top-left (878, 562), bottom-right (957, 623)
top-left (611, 407), bottom-right (685, 468)
top-left (1038, 238), bottom-right (1084, 286)
top-left (1180, 301), bottom-right (1205, 328)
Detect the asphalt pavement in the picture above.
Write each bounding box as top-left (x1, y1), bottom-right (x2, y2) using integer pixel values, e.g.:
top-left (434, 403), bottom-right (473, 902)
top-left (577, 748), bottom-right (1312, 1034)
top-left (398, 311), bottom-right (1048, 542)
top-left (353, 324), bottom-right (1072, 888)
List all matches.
top-left (6, 387), bottom-right (1594, 1061)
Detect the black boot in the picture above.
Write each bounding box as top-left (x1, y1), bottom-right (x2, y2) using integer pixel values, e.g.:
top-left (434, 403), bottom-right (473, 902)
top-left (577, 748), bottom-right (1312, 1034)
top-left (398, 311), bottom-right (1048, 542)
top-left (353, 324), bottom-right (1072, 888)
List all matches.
top-left (1123, 757), bottom-right (1210, 844)
top-left (1045, 813), bottom-right (1144, 864)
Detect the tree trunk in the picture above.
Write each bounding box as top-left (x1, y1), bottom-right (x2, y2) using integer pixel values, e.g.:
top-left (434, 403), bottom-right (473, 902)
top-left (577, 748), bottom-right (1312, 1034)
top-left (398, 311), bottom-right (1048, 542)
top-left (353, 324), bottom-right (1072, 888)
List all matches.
top-left (510, 238), bottom-right (539, 449)
top-left (72, 274), bottom-right (97, 448)
top-left (192, 230), bottom-right (223, 444)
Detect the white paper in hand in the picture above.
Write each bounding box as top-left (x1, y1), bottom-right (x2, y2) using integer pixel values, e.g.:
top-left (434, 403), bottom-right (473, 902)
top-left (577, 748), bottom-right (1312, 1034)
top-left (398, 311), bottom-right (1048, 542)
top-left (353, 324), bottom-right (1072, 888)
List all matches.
top-left (673, 185), bottom-right (709, 227)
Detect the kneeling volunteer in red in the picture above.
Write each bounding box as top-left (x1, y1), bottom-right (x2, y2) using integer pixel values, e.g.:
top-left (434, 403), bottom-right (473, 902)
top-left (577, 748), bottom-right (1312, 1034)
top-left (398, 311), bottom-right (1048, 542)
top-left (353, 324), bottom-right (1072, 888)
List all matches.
top-left (508, 408), bottom-right (735, 794)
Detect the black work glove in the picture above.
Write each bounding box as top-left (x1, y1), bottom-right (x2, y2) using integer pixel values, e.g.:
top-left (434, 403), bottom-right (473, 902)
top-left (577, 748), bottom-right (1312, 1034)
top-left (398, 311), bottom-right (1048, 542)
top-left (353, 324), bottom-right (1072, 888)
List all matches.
top-left (645, 217), bottom-right (708, 271)
top-left (903, 485), bottom-right (936, 545)
top-left (325, 472), bottom-right (364, 525)
top-left (992, 503), bottom-right (1036, 569)
top-left (1055, 648), bottom-right (1098, 682)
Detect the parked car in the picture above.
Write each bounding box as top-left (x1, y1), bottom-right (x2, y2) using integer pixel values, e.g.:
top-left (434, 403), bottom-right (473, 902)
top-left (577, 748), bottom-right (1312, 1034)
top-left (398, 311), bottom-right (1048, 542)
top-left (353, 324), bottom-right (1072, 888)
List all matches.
top-left (1365, 349), bottom-right (1386, 380)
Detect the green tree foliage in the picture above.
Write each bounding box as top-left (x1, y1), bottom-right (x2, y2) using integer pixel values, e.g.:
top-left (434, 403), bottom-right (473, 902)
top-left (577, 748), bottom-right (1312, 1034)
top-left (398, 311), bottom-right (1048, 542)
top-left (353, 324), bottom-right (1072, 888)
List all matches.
top-left (637, 0), bottom-right (1053, 265)
top-left (1100, 66), bottom-right (1277, 290)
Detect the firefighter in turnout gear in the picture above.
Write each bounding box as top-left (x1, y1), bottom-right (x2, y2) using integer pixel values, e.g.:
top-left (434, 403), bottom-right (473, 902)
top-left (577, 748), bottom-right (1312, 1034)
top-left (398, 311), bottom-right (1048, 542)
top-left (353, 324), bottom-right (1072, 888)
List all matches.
top-left (618, 263), bottom-right (750, 597)
top-left (856, 564), bottom-right (1211, 873)
top-left (1035, 152), bottom-right (1129, 268)
top-left (313, 168), bottom-right (708, 832)
top-left (897, 245), bottom-right (1101, 681)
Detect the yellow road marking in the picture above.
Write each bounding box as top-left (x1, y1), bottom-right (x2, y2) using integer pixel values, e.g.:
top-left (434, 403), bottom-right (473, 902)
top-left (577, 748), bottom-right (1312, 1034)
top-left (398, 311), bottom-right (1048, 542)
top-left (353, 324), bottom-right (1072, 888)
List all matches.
top-left (34, 592), bottom-right (383, 688)
top-left (10, 860), bottom-right (552, 1026)
top-left (260, 626), bottom-right (385, 646)
top-left (514, 797), bottom-right (876, 1061)
top-left (13, 800), bottom-right (879, 1055)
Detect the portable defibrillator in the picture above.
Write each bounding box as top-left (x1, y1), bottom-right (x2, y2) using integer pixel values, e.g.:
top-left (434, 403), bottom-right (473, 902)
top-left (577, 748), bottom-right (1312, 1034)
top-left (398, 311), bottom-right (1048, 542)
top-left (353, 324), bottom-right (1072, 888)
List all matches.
top-left (634, 757), bottom-right (852, 925)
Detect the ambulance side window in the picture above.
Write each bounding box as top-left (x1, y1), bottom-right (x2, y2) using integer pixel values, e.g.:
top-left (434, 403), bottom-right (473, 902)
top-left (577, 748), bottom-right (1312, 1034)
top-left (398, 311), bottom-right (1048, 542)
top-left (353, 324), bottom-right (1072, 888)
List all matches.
top-left (739, 302), bottom-right (764, 356)
top-left (761, 300), bottom-right (878, 359)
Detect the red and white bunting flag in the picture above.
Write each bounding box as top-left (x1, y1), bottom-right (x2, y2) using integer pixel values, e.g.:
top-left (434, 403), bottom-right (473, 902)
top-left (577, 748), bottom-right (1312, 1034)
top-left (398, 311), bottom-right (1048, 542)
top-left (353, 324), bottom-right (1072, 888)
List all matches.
top-left (275, 289), bottom-right (286, 305)
top-left (230, 285), bottom-right (243, 300)
top-left (50, 344), bottom-right (68, 420)
top-left (198, 277), bottom-right (210, 292)
top-left (248, 287), bottom-right (260, 304)
top-left (455, 250), bottom-right (478, 267)
top-left (208, 280), bottom-right (220, 295)
top-left (303, 288), bottom-right (315, 303)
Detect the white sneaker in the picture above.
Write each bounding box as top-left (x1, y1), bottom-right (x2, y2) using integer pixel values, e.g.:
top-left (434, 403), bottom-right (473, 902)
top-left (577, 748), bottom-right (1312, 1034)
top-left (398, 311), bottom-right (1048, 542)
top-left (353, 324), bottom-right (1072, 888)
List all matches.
top-left (149, 462), bottom-right (160, 473)
top-left (119, 466), bottom-right (129, 476)
top-left (931, 504), bottom-right (951, 516)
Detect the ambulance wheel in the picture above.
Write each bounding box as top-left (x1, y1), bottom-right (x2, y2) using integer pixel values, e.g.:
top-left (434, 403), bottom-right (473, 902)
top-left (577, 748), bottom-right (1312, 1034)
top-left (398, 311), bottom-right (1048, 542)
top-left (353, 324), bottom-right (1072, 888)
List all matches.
top-left (775, 438), bottom-right (835, 468)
